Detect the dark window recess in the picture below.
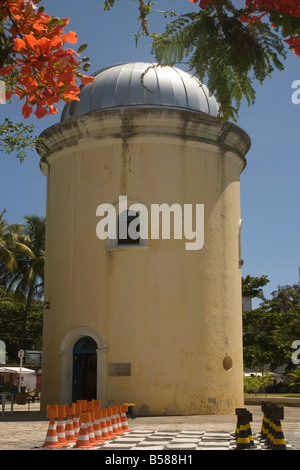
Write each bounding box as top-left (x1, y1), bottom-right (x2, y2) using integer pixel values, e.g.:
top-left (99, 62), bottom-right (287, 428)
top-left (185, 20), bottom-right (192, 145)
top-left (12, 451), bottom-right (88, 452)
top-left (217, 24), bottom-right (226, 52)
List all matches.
top-left (118, 211), bottom-right (140, 244)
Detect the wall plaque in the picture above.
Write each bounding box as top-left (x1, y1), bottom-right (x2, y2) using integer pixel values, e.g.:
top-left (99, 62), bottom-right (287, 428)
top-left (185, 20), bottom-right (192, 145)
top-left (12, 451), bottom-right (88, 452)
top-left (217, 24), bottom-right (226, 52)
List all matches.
top-left (108, 363), bottom-right (131, 376)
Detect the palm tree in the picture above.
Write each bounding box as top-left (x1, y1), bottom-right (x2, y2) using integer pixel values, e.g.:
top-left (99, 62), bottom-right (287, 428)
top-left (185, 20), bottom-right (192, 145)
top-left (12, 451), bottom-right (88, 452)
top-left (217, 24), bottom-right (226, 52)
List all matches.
top-left (0, 209), bottom-right (37, 273)
top-left (0, 214), bottom-right (45, 348)
top-left (0, 208), bottom-right (20, 272)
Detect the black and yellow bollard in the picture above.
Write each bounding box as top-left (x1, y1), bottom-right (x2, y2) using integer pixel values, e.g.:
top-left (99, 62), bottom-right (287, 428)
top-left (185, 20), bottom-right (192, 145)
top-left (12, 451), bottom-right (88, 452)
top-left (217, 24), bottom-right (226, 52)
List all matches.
top-left (265, 404), bottom-right (273, 448)
top-left (236, 408), bottom-right (255, 448)
top-left (262, 402), bottom-right (276, 448)
top-left (235, 408), bottom-right (247, 439)
top-left (235, 412), bottom-right (252, 450)
top-left (260, 402), bottom-right (270, 441)
top-left (271, 406), bottom-right (287, 450)
top-left (246, 411), bottom-right (255, 447)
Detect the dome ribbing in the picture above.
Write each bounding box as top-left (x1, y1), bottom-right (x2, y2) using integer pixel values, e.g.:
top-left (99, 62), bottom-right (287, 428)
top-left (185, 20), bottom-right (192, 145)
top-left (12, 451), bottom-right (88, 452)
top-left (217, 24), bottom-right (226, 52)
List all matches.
top-left (61, 62), bottom-right (219, 121)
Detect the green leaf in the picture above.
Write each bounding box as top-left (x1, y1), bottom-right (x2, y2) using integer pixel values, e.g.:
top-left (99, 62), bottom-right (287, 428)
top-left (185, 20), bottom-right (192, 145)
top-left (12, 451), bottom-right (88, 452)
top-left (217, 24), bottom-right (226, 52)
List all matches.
top-left (150, 7), bottom-right (286, 121)
top-left (0, 118), bottom-right (41, 162)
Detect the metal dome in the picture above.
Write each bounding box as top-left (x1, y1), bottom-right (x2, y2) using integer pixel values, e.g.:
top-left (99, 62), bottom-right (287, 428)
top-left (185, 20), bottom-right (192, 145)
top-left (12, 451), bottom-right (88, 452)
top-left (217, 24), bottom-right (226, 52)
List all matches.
top-left (61, 62), bottom-right (219, 121)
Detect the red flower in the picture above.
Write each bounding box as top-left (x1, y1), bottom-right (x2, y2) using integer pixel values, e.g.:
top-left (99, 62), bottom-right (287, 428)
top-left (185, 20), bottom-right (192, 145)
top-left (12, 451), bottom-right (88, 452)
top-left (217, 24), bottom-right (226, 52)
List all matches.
top-left (80, 75), bottom-right (94, 85)
top-left (0, 65), bottom-right (15, 75)
top-left (0, 0), bottom-right (94, 118)
top-left (22, 102), bottom-right (33, 118)
top-left (62, 31), bottom-right (78, 44)
top-left (189, 0), bottom-right (213, 7)
top-left (285, 36), bottom-right (300, 56)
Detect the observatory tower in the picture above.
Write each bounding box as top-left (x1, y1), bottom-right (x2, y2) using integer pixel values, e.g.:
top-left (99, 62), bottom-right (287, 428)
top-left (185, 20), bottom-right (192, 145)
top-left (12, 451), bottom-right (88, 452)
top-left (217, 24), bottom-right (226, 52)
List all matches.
top-left (38, 62), bottom-right (250, 415)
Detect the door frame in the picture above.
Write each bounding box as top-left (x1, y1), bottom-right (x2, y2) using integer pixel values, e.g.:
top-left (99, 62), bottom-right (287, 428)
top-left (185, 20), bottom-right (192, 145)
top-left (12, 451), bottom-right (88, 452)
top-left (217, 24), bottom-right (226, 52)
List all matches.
top-left (60, 326), bottom-right (108, 406)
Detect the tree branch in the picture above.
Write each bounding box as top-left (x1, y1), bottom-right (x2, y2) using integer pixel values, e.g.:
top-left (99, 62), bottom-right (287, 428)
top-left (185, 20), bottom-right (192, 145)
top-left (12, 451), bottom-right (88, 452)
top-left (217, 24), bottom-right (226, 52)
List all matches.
top-left (138, 0), bottom-right (149, 36)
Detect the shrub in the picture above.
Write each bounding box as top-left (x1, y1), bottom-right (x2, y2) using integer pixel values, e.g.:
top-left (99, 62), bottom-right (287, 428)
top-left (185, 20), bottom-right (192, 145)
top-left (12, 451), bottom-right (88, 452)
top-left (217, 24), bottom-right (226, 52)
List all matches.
top-left (244, 373), bottom-right (274, 394)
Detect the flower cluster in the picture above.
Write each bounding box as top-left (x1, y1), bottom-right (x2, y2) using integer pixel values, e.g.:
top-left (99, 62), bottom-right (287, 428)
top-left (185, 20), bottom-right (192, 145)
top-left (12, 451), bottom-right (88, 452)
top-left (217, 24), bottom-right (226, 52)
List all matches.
top-left (244, 0), bottom-right (300, 18)
top-left (241, 0), bottom-right (300, 56)
top-left (285, 36), bottom-right (300, 56)
top-left (0, 0), bottom-right (94, 118)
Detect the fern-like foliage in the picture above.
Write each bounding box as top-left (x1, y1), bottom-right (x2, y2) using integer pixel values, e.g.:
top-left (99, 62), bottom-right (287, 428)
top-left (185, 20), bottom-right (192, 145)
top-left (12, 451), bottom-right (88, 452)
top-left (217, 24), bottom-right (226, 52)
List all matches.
top-left (0, 118), bottom-right (40, 162)
top-left (151, 6), bottom-right (286, 121)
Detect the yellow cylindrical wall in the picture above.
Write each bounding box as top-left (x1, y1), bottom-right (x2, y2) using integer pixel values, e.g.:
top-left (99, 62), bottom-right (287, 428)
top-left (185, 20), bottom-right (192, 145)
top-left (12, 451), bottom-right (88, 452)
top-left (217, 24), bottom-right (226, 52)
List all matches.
top-left (39, 107), bottom-right (249, 415)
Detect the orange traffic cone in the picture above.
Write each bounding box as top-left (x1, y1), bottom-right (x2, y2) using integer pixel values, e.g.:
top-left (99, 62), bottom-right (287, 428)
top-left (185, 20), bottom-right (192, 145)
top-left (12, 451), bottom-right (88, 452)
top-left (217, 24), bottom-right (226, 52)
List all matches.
top-left (100, 408), bottom-right (110, 440)
top-left (95, 398), bottom-right (101, 409)
top-left (73, 412), bottom-right (93, 449)
top-left (106, 407), bottom-right (117, 439)
top-left (77, 400), bottom-right (87, 412)
top-left (43, 405), bottom-right (62, 449)
top-left (87, 411), bottom-right (98, 446)
top-left (56, 405), bottom-right (68, 447)
top-left (116, 406), bottom-right (125, 434)
top-left (73, 402), bottom-right (82, 438)
top-left (110, 406), bottom-right (121, 436)
top-left (93, 408), bottom-right (105, 444)
top-left (86, 400), bottom-right (95, 412)
top-left (120, 405), bottom-right (130, 432)
top-left (65, 404), bottom-right (76, 444)
top-left (87, 398), bottom-right (101, 411)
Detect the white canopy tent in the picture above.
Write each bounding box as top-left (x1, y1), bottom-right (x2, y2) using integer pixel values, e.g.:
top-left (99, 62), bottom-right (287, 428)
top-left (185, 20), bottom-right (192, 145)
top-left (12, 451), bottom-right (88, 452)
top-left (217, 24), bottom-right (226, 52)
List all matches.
top-left (0, 367), bottom-right (35, 374)
top-left (0, 367), bottom-right (37, 392)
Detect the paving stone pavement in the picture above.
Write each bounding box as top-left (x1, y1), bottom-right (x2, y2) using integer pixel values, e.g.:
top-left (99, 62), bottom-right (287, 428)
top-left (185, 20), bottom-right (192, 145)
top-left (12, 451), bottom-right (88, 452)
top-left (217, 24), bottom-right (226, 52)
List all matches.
top-left (0, 403), bottom-right (299, 451)
top-left (35, 429), bottom-right (292, 451)
top-left (16, 428), bottom-right (295, 452)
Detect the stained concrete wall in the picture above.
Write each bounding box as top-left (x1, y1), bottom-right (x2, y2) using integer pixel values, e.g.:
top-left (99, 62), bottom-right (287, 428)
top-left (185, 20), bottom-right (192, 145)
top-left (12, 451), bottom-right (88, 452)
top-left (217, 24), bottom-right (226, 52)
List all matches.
top-left (38, 108), bottom-right (250, 415)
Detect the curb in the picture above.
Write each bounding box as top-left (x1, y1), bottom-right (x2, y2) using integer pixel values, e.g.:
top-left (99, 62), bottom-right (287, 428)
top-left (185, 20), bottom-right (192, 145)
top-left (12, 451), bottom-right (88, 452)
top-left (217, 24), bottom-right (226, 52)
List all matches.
top-left (245, 397), bottom-right (300, 407)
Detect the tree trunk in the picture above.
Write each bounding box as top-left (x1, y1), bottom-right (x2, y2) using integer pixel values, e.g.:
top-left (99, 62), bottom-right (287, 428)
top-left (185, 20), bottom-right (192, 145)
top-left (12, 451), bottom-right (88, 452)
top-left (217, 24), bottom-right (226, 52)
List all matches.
top-left (18, 283), bottom-right (34, 351)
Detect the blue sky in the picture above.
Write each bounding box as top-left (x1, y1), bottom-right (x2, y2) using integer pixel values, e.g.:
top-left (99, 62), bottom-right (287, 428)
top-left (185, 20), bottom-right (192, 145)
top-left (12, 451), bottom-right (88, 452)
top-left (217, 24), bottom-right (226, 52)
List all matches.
top-left (0, 0), bottom-right (299, 302)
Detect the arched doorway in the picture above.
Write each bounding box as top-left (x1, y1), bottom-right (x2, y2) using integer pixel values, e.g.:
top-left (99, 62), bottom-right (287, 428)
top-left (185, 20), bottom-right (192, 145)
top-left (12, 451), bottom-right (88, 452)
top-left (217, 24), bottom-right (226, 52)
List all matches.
top-left (72, 336), bottom-right (97, 402)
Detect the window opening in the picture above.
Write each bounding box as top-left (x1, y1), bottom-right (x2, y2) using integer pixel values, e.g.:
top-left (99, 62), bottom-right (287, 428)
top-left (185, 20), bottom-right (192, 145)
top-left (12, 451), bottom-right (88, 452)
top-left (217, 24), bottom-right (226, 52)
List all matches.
top-left (118, 210), bottom-right (140, 245)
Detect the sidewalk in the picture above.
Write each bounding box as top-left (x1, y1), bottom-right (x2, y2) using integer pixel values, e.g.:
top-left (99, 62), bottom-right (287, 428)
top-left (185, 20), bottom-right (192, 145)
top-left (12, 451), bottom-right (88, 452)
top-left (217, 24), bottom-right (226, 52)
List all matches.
top-left (0, 402), bottom-right (299, 450)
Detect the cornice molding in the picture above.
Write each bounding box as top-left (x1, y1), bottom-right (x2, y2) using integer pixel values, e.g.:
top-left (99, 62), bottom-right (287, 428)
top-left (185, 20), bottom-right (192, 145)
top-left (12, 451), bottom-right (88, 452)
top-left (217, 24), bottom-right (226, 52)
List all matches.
top-left (37, 107), bottom-right (250, 173)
